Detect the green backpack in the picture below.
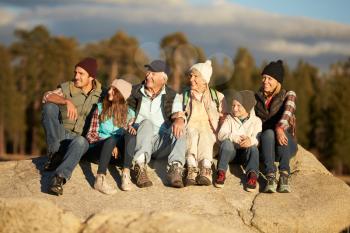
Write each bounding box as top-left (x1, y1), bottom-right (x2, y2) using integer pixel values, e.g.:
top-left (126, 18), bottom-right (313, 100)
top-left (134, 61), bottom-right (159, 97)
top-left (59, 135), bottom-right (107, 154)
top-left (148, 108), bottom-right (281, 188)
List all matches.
top-left (182, 87), bottom-right (220, 112)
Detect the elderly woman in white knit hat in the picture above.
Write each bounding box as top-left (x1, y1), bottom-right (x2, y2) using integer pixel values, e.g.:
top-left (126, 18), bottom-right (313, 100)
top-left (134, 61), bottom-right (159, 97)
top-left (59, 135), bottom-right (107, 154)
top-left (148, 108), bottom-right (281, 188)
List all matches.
top-left (183, 60), bottom-right (228, 186)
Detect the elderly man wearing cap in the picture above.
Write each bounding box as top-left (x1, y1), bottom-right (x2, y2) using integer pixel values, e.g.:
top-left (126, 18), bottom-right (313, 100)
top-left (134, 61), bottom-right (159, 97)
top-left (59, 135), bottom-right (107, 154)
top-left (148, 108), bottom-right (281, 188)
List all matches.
top-left (182, 60), bottom-right (228, 186)
top-left (125, 60), bottom-right (187, 188)
top-left (41, 57), bottom-right (104, 195)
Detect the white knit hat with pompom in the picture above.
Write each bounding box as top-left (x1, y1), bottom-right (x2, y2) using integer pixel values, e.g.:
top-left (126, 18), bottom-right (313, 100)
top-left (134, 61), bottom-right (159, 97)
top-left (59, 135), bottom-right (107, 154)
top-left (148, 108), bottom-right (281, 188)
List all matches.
top-left (190, 60), bottom-right (212, 84)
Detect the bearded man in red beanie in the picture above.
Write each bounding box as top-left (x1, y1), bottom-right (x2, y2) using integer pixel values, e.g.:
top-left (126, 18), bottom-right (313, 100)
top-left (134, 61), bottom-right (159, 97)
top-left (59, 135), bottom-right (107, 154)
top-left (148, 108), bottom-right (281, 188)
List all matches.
top-left (41, 57), bottom-right (104, 195)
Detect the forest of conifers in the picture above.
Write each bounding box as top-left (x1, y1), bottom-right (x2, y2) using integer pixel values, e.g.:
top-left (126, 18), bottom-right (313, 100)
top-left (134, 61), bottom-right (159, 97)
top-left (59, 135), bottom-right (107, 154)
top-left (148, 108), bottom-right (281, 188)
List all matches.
top-left (0, 25), bottom-right (349, 175)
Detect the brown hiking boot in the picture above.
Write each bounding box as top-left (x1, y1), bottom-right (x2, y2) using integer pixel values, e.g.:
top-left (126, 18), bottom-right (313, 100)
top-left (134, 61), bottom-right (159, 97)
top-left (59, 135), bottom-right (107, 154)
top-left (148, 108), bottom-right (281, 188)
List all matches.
top-left (167, 163), bottom-right (184, 188)
top-left (44, 152), bottom-right (63, 171)
top-left (49, 174), bottom-right (65, 196)
top-left (133, 163), bottom-right (152, 188)
top-left (196, 167), bottom-right (212, 186)
top-left (185, 166), bottom-right (198, 186)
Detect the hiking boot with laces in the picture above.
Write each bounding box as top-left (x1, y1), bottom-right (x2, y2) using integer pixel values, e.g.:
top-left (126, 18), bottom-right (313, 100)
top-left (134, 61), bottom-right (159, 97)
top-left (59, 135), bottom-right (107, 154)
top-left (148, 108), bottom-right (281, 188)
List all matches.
top-left (277, 171), bottom-right (291, 193)
top-left (168, 163), bottom-right (184, 188)
top-left (94, 174), bottom-right (117, 195)
top-left (185, 166), bottom-right (198, 186)
top-left (121, 169), bottom-right (133, 191)
top-left (264, 173), bottom-right (277, 193)
top-left (49, 174), bottom-right (65, 196)
top-left (44, 152), bottom-right (63, 171)
top-left (246, 171), bottom-right (258, 192)
top-left (214, 170), bottom-right (226, 188)
top-left (133, 163), bottom-right (152, 188)
top-left (196, 167), bottom-right (212, 186)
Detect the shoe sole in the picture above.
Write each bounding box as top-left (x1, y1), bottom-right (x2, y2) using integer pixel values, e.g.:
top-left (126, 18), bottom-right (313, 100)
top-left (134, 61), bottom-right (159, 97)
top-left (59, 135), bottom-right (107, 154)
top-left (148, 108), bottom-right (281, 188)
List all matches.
top-left (196, 176), bottom-right (212, 186)
top-left (137, 181), bottom-right (153, 188)
top-left (277, 187), bottom-right (291, 193)
top-left (278, 190), bottom-right (290, 193)
top-left (50, 187), bottom-right (63, 196)
top-left (246, 187), bottom-right (257, 192)
top-left (94, 187), bottom-right (117, 195)
top-left (185, 179), bottom-right (196, 187)
top-left (171, 180), bottom-right (184, 188)
top-left (121, 186), bottom-right (132, 191)
top-left (214, 183), bottom-right (224, 188)
top-left (264, 188), bottom-right (277, 193)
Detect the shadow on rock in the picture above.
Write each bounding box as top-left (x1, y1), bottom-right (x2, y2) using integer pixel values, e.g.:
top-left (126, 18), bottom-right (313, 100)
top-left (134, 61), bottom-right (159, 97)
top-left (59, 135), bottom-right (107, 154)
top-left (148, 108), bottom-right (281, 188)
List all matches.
top-left (31, 156), bottom-right (53, 194)
top-left (149, 158), bottom-right (169, 186)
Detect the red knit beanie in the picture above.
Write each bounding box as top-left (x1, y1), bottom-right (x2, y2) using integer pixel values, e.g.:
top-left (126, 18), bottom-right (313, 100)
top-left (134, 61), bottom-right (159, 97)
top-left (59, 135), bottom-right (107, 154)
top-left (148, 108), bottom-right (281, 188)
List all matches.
top-left (75, 57), bottom-right (97, 78)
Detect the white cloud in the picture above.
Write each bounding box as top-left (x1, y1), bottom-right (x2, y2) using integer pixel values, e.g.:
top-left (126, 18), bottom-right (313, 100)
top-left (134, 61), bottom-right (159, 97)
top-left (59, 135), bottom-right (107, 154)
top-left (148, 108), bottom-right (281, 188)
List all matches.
top-left (0, 8), bottom-right (15, 26)
top-left (262, 39), bottom-right (350, 56)
top-left (0, 0), bottom-right (349, 67)
top-left (12, 1), bottom-right (350, 40)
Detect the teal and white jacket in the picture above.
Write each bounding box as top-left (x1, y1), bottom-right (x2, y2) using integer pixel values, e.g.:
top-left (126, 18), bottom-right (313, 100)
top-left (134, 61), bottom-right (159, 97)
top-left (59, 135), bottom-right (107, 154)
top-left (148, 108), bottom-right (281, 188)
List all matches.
top-left (86, 102), bottom-right (135, 144)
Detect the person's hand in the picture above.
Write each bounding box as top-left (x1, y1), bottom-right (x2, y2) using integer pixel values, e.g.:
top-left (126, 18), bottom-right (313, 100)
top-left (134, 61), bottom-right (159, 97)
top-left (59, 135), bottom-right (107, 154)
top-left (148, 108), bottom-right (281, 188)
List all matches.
top-left (239, 135), bottom-right (251, 148)
top-left (127, 125), bottom-right (137, 135)
top-left (65, 99), bottom-right (77, 121)
top-left (112, 147), bottom-right (119, 159)
top-left (276, 127), bottom-right (288, 146)
top-left (172, 118), bottom-right (185, 139)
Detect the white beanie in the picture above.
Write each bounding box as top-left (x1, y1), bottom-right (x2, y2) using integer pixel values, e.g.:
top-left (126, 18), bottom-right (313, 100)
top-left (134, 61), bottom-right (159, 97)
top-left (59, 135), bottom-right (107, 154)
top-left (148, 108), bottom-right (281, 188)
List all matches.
top-left (190, 60), bottom-right (212, 84)
top-left (111, 79), bottom-right (132, 101)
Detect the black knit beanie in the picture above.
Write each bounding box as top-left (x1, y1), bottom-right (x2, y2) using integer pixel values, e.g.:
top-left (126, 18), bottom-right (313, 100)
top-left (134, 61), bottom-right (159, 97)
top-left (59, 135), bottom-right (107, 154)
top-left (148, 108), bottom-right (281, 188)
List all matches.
top-left (261, 60), bottom-right (284, 84)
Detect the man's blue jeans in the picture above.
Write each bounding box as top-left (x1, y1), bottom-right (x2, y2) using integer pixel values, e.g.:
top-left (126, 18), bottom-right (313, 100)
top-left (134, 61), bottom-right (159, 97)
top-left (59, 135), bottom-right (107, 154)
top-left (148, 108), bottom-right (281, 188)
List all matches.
top-left (41, 103), bottom-right (89, 180)
top-left (125, 119), bottom-right (186, 166)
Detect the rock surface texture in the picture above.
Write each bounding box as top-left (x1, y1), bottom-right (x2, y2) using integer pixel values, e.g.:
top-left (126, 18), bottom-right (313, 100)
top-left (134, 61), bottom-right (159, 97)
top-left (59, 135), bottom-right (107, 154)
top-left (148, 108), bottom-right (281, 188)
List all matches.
top-left (0, 146), bottom-right (349, 233)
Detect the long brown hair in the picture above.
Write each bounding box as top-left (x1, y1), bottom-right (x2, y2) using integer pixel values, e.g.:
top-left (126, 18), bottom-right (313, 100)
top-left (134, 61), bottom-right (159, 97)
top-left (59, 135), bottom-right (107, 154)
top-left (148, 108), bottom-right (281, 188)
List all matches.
top-left (99, 87), bottom-right (128, 127)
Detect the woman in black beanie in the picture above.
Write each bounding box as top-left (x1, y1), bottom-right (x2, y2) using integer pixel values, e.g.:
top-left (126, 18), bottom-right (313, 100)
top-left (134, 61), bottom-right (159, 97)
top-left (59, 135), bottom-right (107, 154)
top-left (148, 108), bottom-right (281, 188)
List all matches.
top-left (255, 60), bottom-right (297, 193)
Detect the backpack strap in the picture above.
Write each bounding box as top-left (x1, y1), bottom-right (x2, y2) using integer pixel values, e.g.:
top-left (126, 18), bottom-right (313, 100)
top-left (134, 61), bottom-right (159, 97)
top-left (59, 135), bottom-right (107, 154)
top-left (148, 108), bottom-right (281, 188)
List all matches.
top-left (183, 89), bottom-right (191, 110)
top-left (209, 87), bottom-right (220, 111)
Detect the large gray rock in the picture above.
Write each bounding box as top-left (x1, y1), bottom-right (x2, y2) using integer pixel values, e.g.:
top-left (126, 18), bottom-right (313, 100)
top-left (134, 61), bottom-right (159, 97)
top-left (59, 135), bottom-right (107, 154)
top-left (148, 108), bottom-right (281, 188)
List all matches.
top-left (0, 145), bottom-right (349, 233)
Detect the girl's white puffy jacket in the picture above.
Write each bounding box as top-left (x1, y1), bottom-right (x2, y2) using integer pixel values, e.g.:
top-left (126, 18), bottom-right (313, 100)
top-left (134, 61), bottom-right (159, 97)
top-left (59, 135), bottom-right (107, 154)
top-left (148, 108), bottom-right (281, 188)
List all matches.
top-left (218, 109), bottom-right (262, 147)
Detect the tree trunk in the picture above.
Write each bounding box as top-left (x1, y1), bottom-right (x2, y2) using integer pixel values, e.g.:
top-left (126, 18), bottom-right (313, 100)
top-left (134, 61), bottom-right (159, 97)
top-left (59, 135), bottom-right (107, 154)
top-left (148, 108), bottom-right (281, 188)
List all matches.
top-left (31, 127), bottom-right (40, 156)
top-left (335, 159), bottom-right (343, 175)
top-left (0, 120), bottom-right (4, 156)
top-left (109, 60), bottom-right (118, 83)
top-left (19, 135), bottom-right (25, 155)
top-left (171, 65), bottom-right (182, 92)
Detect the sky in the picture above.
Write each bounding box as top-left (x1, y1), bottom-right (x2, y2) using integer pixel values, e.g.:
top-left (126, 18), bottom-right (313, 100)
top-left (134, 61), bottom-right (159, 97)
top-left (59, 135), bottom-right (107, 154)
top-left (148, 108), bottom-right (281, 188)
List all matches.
top-left (0, 0), bottom-right (349, 71)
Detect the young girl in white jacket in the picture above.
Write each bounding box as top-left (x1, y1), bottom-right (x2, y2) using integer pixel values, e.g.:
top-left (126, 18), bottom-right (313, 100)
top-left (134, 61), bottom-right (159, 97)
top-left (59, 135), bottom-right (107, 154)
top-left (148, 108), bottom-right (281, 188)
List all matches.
top-left (215, 90), bottom-right (262, 192)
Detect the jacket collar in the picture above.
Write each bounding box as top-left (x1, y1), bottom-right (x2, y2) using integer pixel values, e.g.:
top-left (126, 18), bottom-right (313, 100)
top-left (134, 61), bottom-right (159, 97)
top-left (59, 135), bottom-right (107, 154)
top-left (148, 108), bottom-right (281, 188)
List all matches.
top-left (232, 108), bottom-right (257, 125)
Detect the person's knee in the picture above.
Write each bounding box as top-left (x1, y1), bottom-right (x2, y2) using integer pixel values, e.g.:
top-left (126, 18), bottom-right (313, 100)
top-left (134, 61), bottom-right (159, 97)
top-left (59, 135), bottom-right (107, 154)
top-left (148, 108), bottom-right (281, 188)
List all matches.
top-left (73, 136), bottom-right (89, 150)
top-left (139, 119), bottom-right (153, 131)
top-left (105, 135), bottom-right (118, 145)
top-left (220, 139), bottom-right (235, 151)
top-left (124, 132), bottom-right (136, 146)
top-left (42, 103), bottom-right (59, 116)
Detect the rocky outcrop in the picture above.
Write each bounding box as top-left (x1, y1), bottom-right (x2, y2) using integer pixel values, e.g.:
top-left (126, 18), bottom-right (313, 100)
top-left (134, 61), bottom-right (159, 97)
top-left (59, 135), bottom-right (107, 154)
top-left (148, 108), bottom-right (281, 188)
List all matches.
top-left (0, 146), bottom-right (349, 233)
top-left (0, 198), bottom-right (81, 233)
